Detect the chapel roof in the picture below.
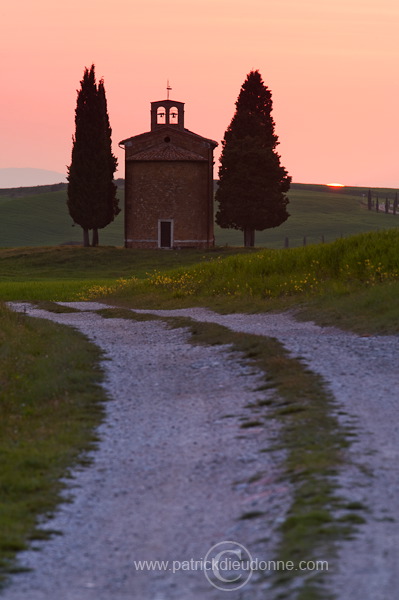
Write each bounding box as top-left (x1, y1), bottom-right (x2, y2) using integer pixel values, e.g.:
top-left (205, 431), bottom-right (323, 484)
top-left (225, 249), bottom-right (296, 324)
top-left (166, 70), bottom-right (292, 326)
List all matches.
top-left (119, 127), bottom-right (217, 149)
top-left (126, 141), bottom-right (207, 162)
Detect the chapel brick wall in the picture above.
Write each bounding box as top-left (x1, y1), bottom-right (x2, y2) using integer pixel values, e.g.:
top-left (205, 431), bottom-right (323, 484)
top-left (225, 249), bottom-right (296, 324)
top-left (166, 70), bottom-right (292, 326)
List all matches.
top-left (125, 161), bottom-right (213, 248)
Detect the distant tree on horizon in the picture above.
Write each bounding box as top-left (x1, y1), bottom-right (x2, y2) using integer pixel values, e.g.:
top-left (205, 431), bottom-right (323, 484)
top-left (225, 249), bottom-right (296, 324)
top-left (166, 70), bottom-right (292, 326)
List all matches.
top-left (215, 70), bottom-right (291, 247)
top-left (67, 65), bottom-right (119, 247)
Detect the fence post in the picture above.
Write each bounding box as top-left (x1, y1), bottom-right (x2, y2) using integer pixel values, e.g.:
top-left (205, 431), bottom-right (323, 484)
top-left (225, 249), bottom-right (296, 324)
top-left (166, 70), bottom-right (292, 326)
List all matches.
top-left (284, 236), bottom-right (289, 248)
top-left (367, 189), bottom-right (372, 210)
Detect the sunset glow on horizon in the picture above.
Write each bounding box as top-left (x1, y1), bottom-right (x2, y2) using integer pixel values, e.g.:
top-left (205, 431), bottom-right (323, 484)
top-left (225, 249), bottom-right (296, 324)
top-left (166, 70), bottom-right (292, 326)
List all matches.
top-left (1, 0), bottom-right (398, 188)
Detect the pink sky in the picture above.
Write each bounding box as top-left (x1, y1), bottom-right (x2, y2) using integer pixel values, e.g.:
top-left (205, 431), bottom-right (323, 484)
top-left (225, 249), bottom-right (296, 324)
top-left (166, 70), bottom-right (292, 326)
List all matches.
top-left (1, 0), bottom-right (398, 187)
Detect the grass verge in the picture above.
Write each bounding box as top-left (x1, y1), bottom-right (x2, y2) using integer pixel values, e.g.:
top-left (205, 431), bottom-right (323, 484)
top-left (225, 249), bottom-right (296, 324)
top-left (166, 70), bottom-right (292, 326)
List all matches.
top-left (169, 319), bottom-right (354, 598)
top-left (0, 303), bottom-right (107, 588)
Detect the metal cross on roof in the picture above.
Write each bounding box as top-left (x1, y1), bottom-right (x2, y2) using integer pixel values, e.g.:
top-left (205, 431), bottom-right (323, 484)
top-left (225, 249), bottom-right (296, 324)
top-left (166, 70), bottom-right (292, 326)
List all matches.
top-left (167, 80), bottom-right (172, 100)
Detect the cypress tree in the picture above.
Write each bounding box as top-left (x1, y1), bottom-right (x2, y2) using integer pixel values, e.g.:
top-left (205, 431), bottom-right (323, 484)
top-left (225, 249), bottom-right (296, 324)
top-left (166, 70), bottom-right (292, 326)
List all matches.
top-left (67, 65), bottom-right (119, 247)
top-left (215, 70), bottom-right (291, 247)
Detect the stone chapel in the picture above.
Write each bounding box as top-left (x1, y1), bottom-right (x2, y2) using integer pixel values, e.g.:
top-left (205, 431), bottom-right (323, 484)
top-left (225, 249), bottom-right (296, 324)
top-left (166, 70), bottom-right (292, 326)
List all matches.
top-left (119, 97), bottom-right (217, 249)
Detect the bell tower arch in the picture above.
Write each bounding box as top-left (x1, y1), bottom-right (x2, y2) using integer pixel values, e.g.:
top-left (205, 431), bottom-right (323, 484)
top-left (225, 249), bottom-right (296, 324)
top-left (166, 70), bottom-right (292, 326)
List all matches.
top-left (151, 99), bottom-right (185, 131)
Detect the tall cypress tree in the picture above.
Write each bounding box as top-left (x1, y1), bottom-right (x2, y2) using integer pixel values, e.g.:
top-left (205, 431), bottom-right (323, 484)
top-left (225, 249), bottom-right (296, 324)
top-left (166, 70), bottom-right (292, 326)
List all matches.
top-left (67, 65), bottom-right (119, 247)
top-left (216, 70), bottom-right (291, 247)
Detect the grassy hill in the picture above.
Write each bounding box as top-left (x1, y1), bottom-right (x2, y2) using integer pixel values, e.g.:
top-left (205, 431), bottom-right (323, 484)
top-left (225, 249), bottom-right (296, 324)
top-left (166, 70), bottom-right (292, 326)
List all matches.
top-left (0, 190), bottom-right (124, 248)
top-left (216, 184), bottom-right (399, 247)
top-left (0, 183), bottom-right (398, 249)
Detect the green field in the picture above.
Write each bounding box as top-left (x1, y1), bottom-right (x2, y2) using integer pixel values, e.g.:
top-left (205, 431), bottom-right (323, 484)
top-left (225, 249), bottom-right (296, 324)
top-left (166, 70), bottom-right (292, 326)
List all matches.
top-left (0, 245), bottom-right (255, 301)
top-left (0, 190), bottom-right (124, 247)
top-left (217, 183), bottom-right (399, 247)
top-left (0, 183), bottom-right (398, 248)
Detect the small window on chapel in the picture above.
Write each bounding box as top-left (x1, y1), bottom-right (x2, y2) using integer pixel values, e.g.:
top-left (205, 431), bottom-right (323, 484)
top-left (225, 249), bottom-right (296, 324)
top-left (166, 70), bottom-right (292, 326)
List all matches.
top-left (169, 107), bottom-right (179, 124)
top-left (157, 106), bottom-right (166, 124)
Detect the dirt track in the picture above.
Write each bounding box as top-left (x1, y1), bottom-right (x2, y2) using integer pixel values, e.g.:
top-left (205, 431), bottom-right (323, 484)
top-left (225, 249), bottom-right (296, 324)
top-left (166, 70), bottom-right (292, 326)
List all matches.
top-left (4, 303), bottom-right (399, 599)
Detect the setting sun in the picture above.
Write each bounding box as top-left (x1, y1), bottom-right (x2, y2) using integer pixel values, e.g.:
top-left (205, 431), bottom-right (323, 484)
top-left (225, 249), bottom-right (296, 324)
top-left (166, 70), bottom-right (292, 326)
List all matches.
top-left (327, 183), bottom-right (345, 188)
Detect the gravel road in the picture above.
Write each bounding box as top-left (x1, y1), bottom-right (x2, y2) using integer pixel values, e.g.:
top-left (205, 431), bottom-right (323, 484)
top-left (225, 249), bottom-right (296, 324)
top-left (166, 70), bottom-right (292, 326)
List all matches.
top-left (4, 303), bottom-right (289, 600)
top-left (4, 303), bottom-right (399, 599)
